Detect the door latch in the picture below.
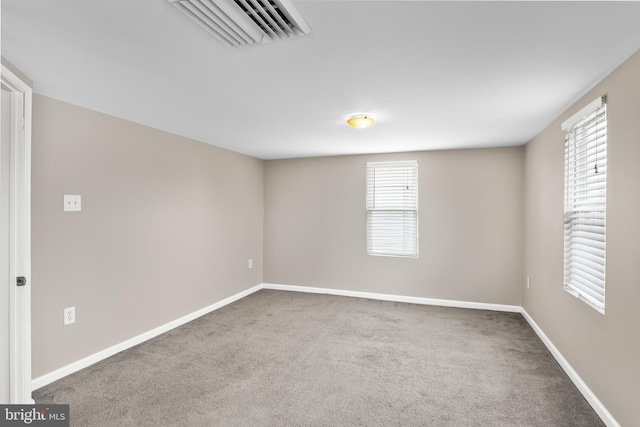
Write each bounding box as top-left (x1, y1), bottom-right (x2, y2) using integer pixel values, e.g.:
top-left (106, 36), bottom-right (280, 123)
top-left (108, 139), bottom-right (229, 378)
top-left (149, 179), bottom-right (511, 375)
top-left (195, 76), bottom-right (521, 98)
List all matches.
top-left (16, 276), bottom-right (26, 287)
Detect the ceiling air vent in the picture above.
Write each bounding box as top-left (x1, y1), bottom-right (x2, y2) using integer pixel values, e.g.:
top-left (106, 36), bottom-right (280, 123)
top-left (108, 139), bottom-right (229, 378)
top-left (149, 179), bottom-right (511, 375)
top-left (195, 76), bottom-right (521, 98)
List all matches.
top-left (169, 0), bottom-right (311, 48)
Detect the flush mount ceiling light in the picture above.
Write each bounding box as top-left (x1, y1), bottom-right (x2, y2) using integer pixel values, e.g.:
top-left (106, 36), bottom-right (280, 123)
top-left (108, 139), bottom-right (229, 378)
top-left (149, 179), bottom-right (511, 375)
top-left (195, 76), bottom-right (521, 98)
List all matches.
top-left (346, 114), bottom-right (375, 129)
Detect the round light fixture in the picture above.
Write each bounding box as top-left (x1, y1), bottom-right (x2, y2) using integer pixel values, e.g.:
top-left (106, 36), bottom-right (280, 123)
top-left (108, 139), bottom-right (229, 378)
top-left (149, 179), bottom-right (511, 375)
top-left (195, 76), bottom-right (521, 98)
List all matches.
top-left (346, 114), bottom-right (375, 129)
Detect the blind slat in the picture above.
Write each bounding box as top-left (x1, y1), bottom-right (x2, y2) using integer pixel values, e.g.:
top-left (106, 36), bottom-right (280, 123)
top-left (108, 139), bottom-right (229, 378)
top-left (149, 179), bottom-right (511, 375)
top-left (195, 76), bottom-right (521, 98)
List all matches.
top-left (565, 274), bottom-right (605, 299)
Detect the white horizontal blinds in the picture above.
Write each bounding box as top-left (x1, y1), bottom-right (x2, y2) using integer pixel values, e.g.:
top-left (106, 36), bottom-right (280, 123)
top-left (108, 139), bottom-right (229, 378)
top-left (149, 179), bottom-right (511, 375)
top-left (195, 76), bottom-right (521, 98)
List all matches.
top-left (563, 96), bottom-right (607, 314)
top-left (366, 161), bottom-right (418, 257)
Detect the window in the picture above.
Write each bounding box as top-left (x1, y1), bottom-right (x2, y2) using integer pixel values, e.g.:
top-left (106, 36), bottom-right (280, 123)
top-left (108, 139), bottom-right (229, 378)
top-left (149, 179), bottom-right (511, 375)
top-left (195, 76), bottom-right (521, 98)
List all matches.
top-left (562, 96), bottom-right (607, 314)
top-left (366, 160), bottom-right (418, 257)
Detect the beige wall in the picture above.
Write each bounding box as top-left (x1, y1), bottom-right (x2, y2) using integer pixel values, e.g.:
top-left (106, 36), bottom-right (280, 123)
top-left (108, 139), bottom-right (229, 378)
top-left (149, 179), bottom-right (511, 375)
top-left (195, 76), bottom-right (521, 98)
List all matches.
top-left (31, 95), bottom-right (264, 377)
top-left (523, 50), bottom-right (640, 426)
top-left (264, 147), bottom-right (524, 305)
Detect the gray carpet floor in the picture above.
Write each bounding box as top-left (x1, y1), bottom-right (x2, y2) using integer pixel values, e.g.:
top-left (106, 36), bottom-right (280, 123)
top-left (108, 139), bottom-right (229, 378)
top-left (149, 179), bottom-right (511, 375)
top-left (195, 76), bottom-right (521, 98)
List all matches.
top-left (34, 290), bottom-right (603, 426)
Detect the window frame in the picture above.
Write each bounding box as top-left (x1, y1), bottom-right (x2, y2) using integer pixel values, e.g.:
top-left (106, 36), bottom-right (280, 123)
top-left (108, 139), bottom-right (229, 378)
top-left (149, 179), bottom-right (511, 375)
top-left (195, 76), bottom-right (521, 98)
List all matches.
top-left (562, 96), bottom-right (607, 314)
top-left (366, 160), bottom-right (418, 258)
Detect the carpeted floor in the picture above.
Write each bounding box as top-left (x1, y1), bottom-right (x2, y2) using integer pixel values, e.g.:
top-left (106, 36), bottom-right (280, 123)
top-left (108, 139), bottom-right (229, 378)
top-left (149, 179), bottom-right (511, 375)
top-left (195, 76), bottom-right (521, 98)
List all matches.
top-left (34, 290), bottom-right (604, 426)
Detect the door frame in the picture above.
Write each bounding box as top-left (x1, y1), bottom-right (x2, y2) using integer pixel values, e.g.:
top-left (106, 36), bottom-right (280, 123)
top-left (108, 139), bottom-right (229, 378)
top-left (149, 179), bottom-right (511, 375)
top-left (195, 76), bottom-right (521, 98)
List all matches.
top-left (2, 64), bottom-right (32, 404)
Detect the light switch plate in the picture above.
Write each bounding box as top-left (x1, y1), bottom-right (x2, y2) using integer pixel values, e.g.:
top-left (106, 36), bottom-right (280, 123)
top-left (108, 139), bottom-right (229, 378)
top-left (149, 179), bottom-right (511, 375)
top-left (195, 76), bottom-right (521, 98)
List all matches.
top-left (64, 195), bottom-right (81, 212)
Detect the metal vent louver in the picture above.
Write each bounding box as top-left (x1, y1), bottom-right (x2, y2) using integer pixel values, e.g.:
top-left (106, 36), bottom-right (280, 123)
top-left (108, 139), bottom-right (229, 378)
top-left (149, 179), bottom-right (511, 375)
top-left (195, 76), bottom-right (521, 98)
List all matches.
top-left (169, 0), bottom-right (311, 48)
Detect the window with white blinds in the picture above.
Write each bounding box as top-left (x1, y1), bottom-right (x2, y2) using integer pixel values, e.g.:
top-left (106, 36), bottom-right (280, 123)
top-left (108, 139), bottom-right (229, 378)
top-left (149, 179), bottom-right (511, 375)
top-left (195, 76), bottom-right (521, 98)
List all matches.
top-left (366, 161), bottom-right (418, 257)
top-left (562, 96), bottom-right (607, 314)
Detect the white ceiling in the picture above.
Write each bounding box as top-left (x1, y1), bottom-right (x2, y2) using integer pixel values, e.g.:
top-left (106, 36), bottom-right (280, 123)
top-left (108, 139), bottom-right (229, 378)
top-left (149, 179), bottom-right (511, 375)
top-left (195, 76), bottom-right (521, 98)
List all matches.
top-left (3, 1), bottom-right (640, 160)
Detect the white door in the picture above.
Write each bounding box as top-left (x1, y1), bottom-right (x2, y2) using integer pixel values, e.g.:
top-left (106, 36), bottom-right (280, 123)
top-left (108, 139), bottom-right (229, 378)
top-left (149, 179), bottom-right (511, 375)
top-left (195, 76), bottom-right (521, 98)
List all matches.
top-left (1, 65), bottom-right (32, 404)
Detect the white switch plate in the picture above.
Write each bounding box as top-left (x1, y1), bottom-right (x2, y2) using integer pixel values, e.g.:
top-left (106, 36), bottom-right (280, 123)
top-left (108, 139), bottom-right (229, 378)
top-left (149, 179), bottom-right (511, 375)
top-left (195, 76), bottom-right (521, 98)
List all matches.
top-left (64, 306), bottom-right (76, 325)
top-left (248, 259), bottom-right (253, 269)
top-left (64, 195), bottom-right (81, 212)
top-left (526, 276), bottom-right (531, 289)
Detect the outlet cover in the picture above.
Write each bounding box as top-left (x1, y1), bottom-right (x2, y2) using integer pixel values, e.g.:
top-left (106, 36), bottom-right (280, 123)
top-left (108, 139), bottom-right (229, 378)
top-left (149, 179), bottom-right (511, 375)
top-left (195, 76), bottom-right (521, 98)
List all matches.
top-left (64, 306), bottom-right (76, 325)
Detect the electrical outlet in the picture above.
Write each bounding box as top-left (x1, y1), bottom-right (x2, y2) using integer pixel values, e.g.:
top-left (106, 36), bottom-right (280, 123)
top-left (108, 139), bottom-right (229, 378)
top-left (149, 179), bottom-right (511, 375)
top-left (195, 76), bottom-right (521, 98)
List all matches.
top-left (526, 276), bottom-right (531, 290)
top-left (64, 306), bottom-right (76, 325)
top-left (248, 259), bottom-right (253, 269)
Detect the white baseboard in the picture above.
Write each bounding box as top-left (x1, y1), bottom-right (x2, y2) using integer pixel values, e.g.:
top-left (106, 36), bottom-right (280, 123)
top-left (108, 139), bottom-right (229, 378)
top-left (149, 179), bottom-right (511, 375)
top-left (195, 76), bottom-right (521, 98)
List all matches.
top-left (31, 284), bottom-right (263, 391)
top-left (33, 282), bottom-right (519, 392)
top-left (520, 309), bottom-right (619, 427)
top-left (31, 281), bottom-right (618, 427)
top-left (262, 283), bottom-right (521, 313)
